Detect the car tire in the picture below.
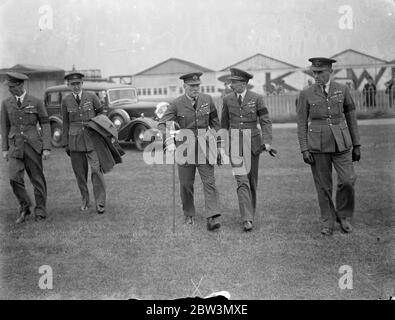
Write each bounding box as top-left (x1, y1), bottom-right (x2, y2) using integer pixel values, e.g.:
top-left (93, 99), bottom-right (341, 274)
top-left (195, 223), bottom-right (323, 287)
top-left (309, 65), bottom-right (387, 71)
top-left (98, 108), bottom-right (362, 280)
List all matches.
top-left (133, 124), bottom-right (149, 151)
top-left (51, 122), bottom-right (63, 148)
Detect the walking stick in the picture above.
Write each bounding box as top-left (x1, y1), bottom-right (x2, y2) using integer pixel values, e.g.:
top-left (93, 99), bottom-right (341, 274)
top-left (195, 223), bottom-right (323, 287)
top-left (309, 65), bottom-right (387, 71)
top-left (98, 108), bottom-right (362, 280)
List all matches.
top-left (169, 122), bottom-right (179, 234)
top-left (172, 148), bottom-right (176, 233)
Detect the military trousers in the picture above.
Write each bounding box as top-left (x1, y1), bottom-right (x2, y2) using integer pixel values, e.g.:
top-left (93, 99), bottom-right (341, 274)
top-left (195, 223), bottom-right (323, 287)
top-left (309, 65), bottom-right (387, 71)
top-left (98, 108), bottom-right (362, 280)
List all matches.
top-left (232, 153), bottom-right (260, 222)
top-left (8, 143), bottom-right (47, 217)
top-left (177, 163), bottom-right (219, 218)
top-left (70, 150), bottom-right (106, 208)
top-left (310, 150), bottom-right (356, 228)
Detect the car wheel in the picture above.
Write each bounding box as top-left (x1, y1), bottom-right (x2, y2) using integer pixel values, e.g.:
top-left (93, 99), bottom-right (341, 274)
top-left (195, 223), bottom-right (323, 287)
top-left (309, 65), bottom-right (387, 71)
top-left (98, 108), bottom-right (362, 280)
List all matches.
top-left (51, 122), bottom-right (63, 148)
top-left (133, 124), bottom-right (149, 151)
top-left (110, 114), bottom-right (125, 130)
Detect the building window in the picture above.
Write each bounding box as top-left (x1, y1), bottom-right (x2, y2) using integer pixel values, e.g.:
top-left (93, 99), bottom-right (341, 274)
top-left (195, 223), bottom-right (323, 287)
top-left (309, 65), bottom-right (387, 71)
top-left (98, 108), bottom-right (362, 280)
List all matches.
top-left (142, 89), bottom-right (146, 95)
top-left (137, 89), bottom-right (141, 95)
top-left (179, 87), bottom-right (183, 94)
top-left (164, 88), bottom-right (168, 95)
top-left (147, 88), bottom-right (151, 95)
top-left (153, 88), bottom-right (157, 95)
top-left (158, 88), bottom-right (162, 95)
top-left (201, 86), bottom-right (205, 93)
top-left (211, 86), bottom-right (215, 93)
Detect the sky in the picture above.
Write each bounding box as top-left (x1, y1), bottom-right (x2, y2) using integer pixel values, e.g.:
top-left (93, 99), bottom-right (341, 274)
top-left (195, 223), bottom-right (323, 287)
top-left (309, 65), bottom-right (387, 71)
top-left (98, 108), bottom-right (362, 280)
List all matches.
top-left (0, 0), bottom-right (394, 77)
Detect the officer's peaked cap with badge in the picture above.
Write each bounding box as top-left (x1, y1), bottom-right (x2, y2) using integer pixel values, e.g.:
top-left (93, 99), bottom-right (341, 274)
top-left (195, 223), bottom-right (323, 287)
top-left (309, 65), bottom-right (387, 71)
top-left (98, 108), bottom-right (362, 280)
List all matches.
top-left (5, 72), bottom-right (29, 87)
top-left (308, 57), bottom-right (337, 71)
top-left (179, 72), bottom-right (202, 85)
top-left (218, 74), bottom-right (231, 84)
top-left (228, 68), bottom-right (253, 82)
top-left (64, 72), bottom-right (85, 82)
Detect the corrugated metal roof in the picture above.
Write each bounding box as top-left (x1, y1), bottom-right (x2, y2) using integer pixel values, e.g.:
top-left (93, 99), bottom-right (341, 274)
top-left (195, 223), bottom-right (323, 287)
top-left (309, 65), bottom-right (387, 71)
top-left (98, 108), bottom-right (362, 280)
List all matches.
top-left (330, 49), bottom-right (388, 66)
top-left (221, 53), bottom-right (299, 71)
top-left (0, 64), bottom-right (65, 75)
top-left (134, 58), bottom-right (214, 76)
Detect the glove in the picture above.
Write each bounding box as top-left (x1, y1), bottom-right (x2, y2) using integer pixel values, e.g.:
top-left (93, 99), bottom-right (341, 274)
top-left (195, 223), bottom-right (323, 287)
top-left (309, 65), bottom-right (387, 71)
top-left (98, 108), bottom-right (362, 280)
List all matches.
top-left (302, 151), bottom-right (314, 165)
top-left (42, 150), bottom-right (51, 160)
top-left (269, 149), bottom-right (277, 157)
top-left (65, 147), bottom-right (70, 157)
top-left (165, 143), bottom-right (176, 153)
top-left (260, 144), bottom-right (278, 157)
top-left (352, 146), bottom-right (361, 162)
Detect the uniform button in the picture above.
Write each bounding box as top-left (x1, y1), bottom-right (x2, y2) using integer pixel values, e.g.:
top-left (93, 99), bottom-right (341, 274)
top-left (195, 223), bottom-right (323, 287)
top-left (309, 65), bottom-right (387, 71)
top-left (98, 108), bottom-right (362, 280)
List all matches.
top-left (328, 107), bottom-right (330, 109)
top-left (329, 115), bottom-right (331, 118)
top-left (329, 124), bottom-right (332, 126)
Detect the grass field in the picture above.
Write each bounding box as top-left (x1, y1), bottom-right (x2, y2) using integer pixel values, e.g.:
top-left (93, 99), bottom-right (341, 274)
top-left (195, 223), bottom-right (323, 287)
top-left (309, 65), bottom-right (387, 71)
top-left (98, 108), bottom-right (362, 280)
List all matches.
top-left (0, 122), bottom-right (394, 300)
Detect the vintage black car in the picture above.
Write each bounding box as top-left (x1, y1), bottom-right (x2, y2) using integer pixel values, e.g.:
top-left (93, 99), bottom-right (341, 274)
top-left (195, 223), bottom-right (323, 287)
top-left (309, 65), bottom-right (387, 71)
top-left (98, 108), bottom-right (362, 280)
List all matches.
top-left (44, 83), bottom-right (167, 151)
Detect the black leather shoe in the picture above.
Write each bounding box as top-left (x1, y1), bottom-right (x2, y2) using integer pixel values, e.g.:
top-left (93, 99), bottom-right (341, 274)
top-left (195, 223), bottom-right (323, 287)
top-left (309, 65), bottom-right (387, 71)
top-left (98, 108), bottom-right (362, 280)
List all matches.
top-left (35, 215), bottom-right (46, 222)
top-left (321, 227), bottom-right (333, 236)
top-left (207, 216), bottom-right (220, 231)
top-left (339, 218), bottom-right (353, 233)
top-left (16, 206), bottom-right (31, 224)
top-left (96, 205), bottom-right (105, 214)
top-left (185, 216), bottom-right (194, 225)
top-left (243, 221), bottom-right (253, 232)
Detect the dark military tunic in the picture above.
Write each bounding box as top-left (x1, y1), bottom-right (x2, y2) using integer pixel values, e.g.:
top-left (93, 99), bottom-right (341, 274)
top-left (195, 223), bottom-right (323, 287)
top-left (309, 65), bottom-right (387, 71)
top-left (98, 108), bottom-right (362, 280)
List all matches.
top-left (1, 94), bottom-right (51, 216)
top-left (221, 90), bottom-right (272, 222)
top-left (62, 91), bottom-right (103, 151)
top-left (297, 82), bottom-right (361, 227)
top-left (61, 91), bottom-right (106, 208)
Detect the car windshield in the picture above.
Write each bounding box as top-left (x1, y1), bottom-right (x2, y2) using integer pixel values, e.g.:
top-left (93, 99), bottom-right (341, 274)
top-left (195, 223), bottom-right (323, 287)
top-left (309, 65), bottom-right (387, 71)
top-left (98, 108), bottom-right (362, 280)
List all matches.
top-left (107, 88), bottom-right (137, 103)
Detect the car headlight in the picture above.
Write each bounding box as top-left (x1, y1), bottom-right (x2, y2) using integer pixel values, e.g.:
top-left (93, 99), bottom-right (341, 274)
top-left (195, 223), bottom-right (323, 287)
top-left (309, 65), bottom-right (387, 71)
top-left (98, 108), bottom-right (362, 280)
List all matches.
top-left (155, 102), bottom-right (169, 119)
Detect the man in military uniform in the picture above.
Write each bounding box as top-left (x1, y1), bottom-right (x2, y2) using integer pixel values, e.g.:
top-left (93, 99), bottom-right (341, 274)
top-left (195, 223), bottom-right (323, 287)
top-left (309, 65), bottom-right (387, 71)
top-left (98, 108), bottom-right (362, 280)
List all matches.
top-left (62, 72), bottom-right (106, 214)
top-left (296, 57), bottom-right (361, 236)
top-left (1, 72), bottom-right (51, 223)
top-left (158, 72), bottom-right (222, 231)
top-left (221, 68), bottom-right (273, 232)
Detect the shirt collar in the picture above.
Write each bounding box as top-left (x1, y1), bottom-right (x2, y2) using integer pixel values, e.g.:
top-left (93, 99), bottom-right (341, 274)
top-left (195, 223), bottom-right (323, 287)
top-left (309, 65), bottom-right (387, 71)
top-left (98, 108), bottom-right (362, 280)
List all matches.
top-left (15, 90), bottom-right (27, 102)
top-left (236, 89), bottom-right (247, 100)
top-left (185, 94), bottom-right (198, 103)
top-left (73, 91), bottom-right (82, 99)
top-left (323, 79), bottom-right (331, 88)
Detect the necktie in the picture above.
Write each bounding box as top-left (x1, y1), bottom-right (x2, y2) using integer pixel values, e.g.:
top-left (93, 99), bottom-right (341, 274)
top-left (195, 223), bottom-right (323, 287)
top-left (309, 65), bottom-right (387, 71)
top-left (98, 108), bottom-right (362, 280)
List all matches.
top-left (238, 95), bottom-right (242, 106)
top-left (75, 94), bottom-right (81, 105)
top-left (192, 97), bottom-right (197, 110)
top-left (322, 85), bottom-right (328, 97)
top-left (16, 97), bottom-right (21, 108)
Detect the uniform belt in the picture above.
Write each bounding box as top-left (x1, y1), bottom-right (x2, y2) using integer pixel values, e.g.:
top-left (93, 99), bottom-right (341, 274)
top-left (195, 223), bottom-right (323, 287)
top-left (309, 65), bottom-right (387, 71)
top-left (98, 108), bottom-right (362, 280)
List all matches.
top-left (230, 122), bottom-right (257, 129)
top-left (11, 124), bottom-right (36, 130)
top-left (310, 118), bottom-right (345, 125)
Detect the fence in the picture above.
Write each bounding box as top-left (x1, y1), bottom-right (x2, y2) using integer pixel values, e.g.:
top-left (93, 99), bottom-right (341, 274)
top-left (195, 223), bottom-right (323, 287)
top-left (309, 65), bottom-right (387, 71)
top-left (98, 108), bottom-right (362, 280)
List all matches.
top-left (214, 88), bottom-right (395, 120)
